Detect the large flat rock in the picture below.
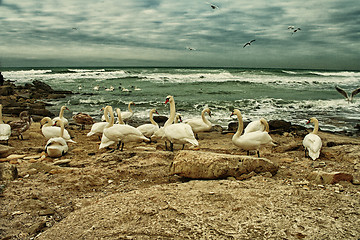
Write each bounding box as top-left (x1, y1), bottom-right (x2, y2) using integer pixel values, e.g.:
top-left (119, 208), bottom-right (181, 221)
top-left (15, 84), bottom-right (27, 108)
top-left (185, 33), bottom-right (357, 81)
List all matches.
top-left (170, 150), bottom-right (278, 179)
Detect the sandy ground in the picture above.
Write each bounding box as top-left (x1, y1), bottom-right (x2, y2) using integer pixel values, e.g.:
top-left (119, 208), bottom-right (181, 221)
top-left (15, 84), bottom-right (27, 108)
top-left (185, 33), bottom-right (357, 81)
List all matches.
top-left (0, 119), bottom-right (360, 239)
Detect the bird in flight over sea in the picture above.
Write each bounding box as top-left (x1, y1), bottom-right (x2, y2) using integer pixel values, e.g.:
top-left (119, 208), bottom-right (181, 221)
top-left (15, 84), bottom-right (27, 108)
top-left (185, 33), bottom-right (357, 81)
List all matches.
top-left (243, 39), bottom-right (256, 48)
top-left (288, 26), bottom-right (301, 35)
top-left (186, 47), bottom-right (197, 51)
top-left (335, 86), bottom-right (360, 103)
top-left (206, 2), bottom-right (219, 9)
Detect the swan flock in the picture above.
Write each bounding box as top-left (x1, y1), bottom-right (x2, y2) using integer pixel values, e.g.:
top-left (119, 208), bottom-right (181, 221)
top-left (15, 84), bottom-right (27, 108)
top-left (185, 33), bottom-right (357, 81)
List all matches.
top-left (3, 97), bottom-right (324, 160)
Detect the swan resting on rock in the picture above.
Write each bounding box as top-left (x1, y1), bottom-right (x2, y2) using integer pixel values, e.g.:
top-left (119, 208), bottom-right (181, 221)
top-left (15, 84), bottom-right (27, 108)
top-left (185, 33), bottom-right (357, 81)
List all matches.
top-left (303, 117), bottom-right (322, 160)
top-left (45, 119), bottom-right (68, 157)
top-left (230, 109), bottom-right (275, 157)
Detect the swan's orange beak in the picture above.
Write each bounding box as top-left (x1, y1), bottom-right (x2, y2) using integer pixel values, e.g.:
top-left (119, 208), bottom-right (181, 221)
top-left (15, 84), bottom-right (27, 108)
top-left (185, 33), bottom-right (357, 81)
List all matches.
top-left (230, 112), bottom-right (235, 117)
top-left (155, 111), bottom-right (159, 115)
top-left (306, 120), bottom-right (310, 124)
top-left (165, 98), bottom-right (169, 104)
top-left (65, 107), bottom-right (70, 111)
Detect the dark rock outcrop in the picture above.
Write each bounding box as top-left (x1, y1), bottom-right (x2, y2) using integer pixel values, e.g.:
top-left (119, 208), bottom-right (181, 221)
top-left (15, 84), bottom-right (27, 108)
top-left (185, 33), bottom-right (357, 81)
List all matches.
top-left (0, 80), bottom-right (73, 118)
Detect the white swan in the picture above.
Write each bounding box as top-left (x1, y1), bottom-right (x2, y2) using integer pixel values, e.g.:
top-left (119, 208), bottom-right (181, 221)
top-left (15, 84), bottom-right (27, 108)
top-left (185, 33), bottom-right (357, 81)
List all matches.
top-left (244, 118), bottom-right (269, 134)
top-left (136, 109), bottom-right (159, 140)
top-left (303, 117), bottom-right (322, 160)
top-left (105, 86), bottom-right (114, 91)
top-left (41, 117), bottom-right (76, 143)
top-left (0, 104), bottom-right (11, 143)
top-left (98, 108), bottom-right (125, 149)
top-left (121, 101), bottom-right (135, 122)
top-left (183, 108), bottom-right (212, 138)
top-left (230, 109), bottom-right (275, 157)
top-left (163, 95), bottom-right (198, 151)
top-left (101, 106), bottom-right (149, 151)
top-left (53, 106), bottom-right (69, 127)
top-left (45, 119), bottom-right (68, 157)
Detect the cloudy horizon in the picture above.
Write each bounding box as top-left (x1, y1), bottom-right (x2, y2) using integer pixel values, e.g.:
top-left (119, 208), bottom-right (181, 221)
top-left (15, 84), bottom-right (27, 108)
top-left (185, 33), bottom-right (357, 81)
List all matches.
top-left (1, 0), bottom-right (359, 70)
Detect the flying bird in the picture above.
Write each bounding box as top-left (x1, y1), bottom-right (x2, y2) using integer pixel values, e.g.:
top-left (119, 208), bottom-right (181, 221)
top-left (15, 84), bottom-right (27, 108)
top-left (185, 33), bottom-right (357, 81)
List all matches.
top-left (243, 39), bottom-right (256, 48)
top-left (186, 47), bottom-right (197, 51)
top-left (335, 86), bottom-right (360, 103)
top-left (206, 2), bottom-right (219, 9)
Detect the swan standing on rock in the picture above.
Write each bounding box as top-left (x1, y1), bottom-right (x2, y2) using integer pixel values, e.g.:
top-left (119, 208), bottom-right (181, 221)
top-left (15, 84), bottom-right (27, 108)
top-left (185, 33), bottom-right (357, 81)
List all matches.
top-left (9, 111), bottom-right (32, 140)
top-left (0, 104), bottom-right (11, 144)
top-left (163, 95), bottom-right (199, 151)
top-left (45, 119), bottom-right (68, 158)
top-left (303, 117), bottom-right (322, 160)
top-left (101, 106), bottom-right (149, 151)
top-left (121, 101), bottom-right (135, 123)
top-left (184, 108), bottom-right (212, 139)
top-left (136, 109), bottom-right (159, 141)
top-left (41, 117), bottom-right (76, 143)
top-left (244, 118), bottom-right (269, 134)
top-left (53, 106), bottom-right (69, 127)
top-left (230, 109), bottom-right (275, 157)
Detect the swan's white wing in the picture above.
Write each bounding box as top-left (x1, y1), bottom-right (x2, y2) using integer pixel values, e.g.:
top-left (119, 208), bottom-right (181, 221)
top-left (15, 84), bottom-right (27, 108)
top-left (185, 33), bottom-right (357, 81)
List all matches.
top-left (244, 120), bottom-right (265, 134)
top-left (184, 118), bottom-right (210, 132)
top-left (0, 124), bottom-right (11, 140)
top-left (87, 122), bottom-right (108, 136)
top-left (137, 124), bottom-right (159, 137)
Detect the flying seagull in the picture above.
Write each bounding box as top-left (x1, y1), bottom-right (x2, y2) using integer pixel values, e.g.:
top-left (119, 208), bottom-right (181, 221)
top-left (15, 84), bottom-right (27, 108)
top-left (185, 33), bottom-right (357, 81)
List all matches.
top-left (206, 2), bottom-right (219, 9)
top-left (335, 86), bottom-right (360, 103)
top-left (291, 27), bottom-right (301, 35)
top-left (243, 39), bottom-right (255, 48)
top-left (186, 47), bottom-right (197, 51)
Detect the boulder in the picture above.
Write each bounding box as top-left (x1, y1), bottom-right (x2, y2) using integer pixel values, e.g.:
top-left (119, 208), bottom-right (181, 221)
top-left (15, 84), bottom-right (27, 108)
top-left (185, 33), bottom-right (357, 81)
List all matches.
top-left (0, 163), bottom-right (18, 181)
top-left (0, 145), bottom-right (14, 158)
top-left (307, 171), bottom-right (354, 184)
top-left (169, 150), bottom-right (278, 179)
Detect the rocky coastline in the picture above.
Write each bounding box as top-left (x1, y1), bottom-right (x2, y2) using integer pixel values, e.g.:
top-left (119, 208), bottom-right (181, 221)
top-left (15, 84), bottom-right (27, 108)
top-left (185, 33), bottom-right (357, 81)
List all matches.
top-left (0, 79), bottom-right (72, 121)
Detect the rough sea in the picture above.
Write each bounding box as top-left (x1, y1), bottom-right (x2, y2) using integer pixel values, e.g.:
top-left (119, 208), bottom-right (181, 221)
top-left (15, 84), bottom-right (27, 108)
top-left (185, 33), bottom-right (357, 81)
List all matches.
top-left (3, 67), bottom-right (360, 134)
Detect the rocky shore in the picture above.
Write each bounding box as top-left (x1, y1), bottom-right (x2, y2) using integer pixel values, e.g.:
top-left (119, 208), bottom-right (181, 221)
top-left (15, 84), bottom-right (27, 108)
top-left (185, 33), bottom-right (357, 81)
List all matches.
top-left (0, 81), bottom-right (359, 239)
top-left (0, 79), bottom-right (72, 120)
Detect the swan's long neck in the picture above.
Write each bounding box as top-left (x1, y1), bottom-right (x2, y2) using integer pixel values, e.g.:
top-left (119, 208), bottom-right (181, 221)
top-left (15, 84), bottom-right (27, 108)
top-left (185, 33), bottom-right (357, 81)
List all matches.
top-left (59, 120), bottom-right (65, 138)
top-left (260, 118), bottom-right (269, 132)
top-left (105, 106), bottom-right (115, 128)
top-left (201, 109), bottom-right (211, 126)
top-left (59, 106), bottom-right (65, 118)
top-left (0, 105), bottom-right (3, 124)
top-left (313, 119), bottom-right (319, 134)
top-left (116, 108), bottom-right (125, 124)
top-left (164, 98), bottom-right (176, 127)
top-left (149, 110), bottom-right (157, 126)
top-left (235, 112), bottom-right (244, 138)
top-left (128, 103), bottom-right (133, 113)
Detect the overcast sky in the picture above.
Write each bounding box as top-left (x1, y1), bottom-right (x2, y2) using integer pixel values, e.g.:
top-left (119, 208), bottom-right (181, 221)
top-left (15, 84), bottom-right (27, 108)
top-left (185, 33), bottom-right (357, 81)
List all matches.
top-left (0, 0), bottom-right (359, 70)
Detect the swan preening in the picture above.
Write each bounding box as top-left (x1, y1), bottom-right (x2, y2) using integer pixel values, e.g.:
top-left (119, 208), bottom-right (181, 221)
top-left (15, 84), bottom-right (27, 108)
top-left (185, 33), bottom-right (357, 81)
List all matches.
top-left (335, 86), bottom-right (360, 103)
top-left (45, 119), bottom-right (68, 158)
top-left (183, 108), bottom-right (212, 139)
top-left (101, 106), bottom-right (149, 151)
top-left (41, 117), bottom-right (76, 143)
top-left (303, 117), bottom-right (322, 160)
top-left (0, 104), bottom-right (11, 143)
top-left (230, 109), bottom-right (275, 157)
top-left (163, 95), bottom-right (199, 151)
top-left (244, 118), bottom-right (269, 134)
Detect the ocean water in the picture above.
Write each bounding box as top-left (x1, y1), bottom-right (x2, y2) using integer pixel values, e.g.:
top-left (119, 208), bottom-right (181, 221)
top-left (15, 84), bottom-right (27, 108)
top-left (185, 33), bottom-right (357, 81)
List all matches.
top-left (2, 67), bottom-right (360, 134)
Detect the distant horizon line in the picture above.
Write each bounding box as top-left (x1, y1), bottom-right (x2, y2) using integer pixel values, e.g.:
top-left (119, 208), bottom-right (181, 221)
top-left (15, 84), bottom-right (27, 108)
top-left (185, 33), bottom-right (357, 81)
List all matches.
top-left (1, 65), bottom-right (359, 72)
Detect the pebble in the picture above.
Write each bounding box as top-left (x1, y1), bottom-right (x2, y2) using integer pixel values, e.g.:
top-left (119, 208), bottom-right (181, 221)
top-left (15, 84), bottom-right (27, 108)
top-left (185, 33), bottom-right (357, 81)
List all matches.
top-left (6, 154), bottom-right (26, 160)
top-left (23, 154), bottom-right (43, 160)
